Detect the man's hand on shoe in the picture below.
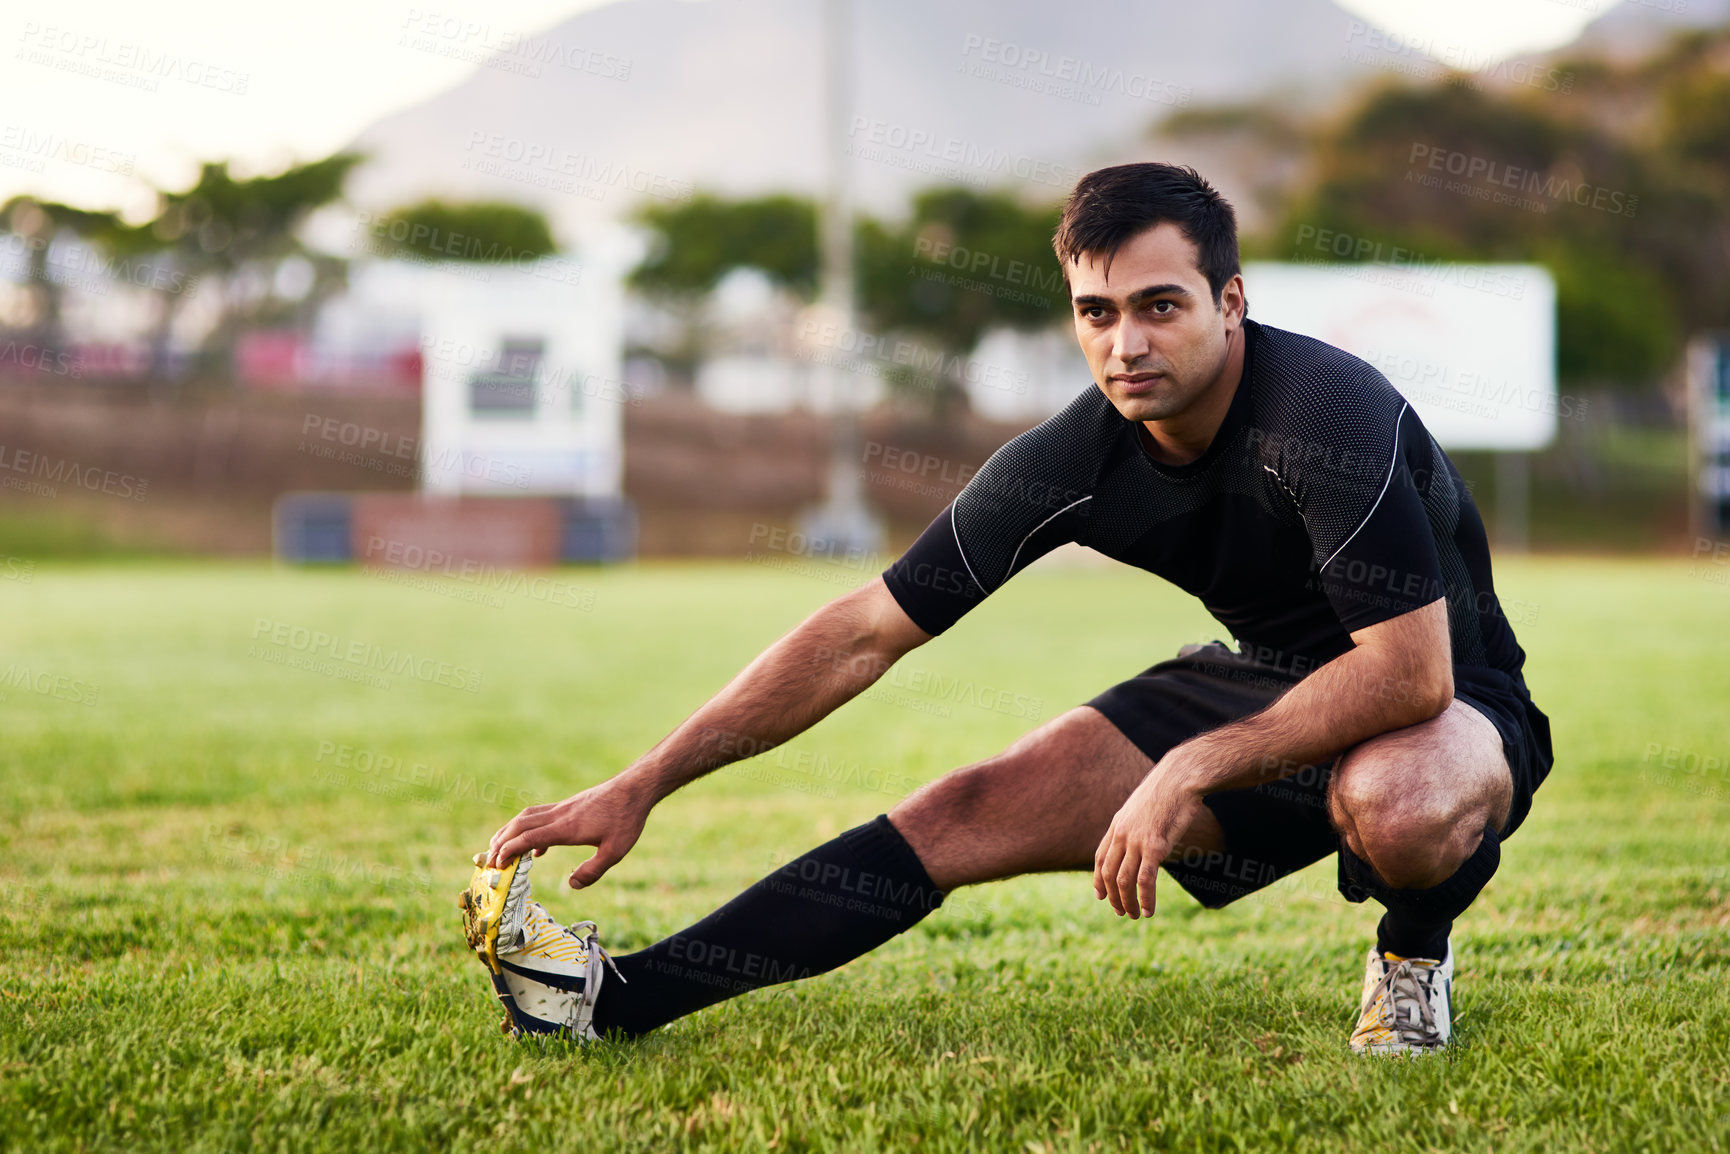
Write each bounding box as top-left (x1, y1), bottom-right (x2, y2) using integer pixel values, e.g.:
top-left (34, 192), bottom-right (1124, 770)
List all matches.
top-left (485, 774), bottom-right (655, 889)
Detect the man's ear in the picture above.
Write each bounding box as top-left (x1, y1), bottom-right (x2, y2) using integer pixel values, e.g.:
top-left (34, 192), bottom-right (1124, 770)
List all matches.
top-left (1222, 274), bottom-right (1247, 328)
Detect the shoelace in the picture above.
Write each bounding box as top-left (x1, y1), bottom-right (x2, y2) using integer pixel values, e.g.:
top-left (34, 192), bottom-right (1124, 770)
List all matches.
top-left (1365, 958), bottom-right (1441, 1047)
top-left (567, 921), bottom-right (626, 983)
top-left (569, 920), bottom-right (627, 1038)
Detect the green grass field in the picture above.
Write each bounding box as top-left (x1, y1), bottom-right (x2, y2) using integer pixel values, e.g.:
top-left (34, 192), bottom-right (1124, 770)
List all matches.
top-left (2, 557), bottom-right (1727, 1152)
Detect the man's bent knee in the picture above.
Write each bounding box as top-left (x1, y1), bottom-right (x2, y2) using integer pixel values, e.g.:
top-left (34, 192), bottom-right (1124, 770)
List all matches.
top-left (1345, 805), bottom-right (1489, 889)
top-left (1332, 771), bottom-right (1501, 887)
top-left (1328, 705), bottom-right (1513, 889)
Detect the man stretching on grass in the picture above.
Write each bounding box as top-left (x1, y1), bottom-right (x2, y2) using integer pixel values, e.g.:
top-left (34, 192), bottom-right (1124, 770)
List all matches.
top-left (470, 162), bottom-right (1553, 1055)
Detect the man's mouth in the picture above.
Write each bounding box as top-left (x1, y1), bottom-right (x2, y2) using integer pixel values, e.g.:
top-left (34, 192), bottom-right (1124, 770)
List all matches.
top-left (1113, 372), bottom-right (1163, 394)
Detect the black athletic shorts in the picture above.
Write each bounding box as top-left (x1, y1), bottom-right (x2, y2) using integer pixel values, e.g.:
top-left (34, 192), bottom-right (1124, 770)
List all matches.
top-left (1086, 642), bottom-right (1554, 909)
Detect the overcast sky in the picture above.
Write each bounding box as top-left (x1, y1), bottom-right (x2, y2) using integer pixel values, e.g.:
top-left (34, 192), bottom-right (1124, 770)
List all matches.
top-left (2, 0), bottom-right (1607, 218)
top-left (1336, 0), bottom-right (1608, 59)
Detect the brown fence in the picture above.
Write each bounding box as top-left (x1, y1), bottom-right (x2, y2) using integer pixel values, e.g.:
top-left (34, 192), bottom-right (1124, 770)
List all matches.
top-left (0, 377), bottom-right (1033, 558)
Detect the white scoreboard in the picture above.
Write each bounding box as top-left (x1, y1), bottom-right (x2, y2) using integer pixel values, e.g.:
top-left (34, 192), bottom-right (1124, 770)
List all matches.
top-left (419, 230), bottom-right (633, 498)
top-left (1242, 261), bottom-right (1559, 451)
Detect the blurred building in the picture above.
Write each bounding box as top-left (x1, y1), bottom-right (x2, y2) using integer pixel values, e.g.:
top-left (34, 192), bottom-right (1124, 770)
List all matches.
top-left (1689, 335), bottom-right (1730, 541)
top-left (276, 230), bottom-right (637, 567)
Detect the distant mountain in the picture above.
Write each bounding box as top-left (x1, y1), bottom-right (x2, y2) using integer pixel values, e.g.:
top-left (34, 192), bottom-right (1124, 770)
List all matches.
top-left (345, 0), bottom-right (1730, 240)
top-left (1568, 0), bottom-right (1730, 60)
top-left (346, 0), bottom-right (1384, 234)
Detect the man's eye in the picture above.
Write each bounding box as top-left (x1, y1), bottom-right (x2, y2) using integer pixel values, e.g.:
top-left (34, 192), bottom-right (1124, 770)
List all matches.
top-left (1151, 300), bottom-right (1176, 314)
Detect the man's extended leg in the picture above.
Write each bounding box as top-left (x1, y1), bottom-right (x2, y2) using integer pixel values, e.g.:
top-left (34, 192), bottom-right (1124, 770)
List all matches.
top-left (890, 704), bottom-right (1223, 889)
top-left (589, 707), bottom-right (1219, 1038)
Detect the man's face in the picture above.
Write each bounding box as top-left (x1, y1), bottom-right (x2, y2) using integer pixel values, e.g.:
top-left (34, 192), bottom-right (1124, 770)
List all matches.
top-left (1068, 222), bottom-right (1244, 423)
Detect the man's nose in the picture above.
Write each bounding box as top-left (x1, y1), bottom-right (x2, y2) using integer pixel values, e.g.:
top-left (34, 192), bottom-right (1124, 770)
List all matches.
top-left (1113, 317), bottom-right (1152, 365)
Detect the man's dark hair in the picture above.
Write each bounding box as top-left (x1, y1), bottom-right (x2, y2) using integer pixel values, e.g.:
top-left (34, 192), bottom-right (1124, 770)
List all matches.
top-left (1053, 163), bottom-right (1240, 304)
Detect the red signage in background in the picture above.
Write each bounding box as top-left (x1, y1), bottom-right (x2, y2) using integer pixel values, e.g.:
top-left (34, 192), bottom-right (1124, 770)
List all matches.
top-left (237, 331), bottom-right (306, 387)
top-left (238, 331), bottom-right (423, 394)
top-left (350, 494), bottom-right (564, 571)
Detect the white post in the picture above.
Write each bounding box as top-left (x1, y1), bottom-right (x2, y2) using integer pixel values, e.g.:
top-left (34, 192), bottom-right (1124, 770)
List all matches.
top-left (1495, 451), bottom-right (1529, 554)
top-left (801, 0), bottom-right (883, 556)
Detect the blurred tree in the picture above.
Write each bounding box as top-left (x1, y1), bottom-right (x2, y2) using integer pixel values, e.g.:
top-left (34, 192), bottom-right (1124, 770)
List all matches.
top-left (630, 194), bottom-right (817, 299)
top-left (1273, 83), bottom-right (1676, 388)
top-left (0, 196), bottom-right (132, 354)
top-left (1645, 29), bottom-right (1730, 334)
top-left (856, 188), bottom-right (1065, 411)
top-left (146, 153), bottom-right (363, 379)
top-left (1268, 35), bottom-right (1730, 392)
top-left (627, 194), bottom-right (817, 388)
top-left (628, 188), bottom-right (1065, 410)
top-left (1653, 31), bottom-right (1730, 174)
top-left (369, 199), bottom-right (556, 264)
top-left (858, 187), bottom-right (1064, 352)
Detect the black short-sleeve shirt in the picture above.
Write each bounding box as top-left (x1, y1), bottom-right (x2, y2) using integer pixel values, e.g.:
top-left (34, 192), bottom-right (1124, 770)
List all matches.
top-left (883, 319), bottom-right (1530, 694)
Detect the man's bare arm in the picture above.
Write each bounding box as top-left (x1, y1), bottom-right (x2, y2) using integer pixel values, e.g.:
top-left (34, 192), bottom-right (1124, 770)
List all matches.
top-left (485, 576), bottom-right (932, 885)
top-left (1163, 596), bottom-right (1452, 796)
top-left (1095, 597), bottom-right (1454, 916)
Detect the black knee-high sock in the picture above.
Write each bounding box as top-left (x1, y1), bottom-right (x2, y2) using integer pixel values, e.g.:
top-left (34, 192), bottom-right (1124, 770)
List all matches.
top-left (590, 814), bottom-right (944, 1038)
top-left (1338, 824), bottom-right (1501, 960)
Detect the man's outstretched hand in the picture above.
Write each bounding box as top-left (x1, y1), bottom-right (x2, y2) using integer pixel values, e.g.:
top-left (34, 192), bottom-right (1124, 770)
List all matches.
top-left (485, 775), bottom-right (653, 889)
top-left (1093, 763), bottom-right (1205, 919)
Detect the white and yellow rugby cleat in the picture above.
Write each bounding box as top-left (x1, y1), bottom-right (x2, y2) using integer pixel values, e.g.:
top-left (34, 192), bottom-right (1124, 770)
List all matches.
top-left (459, 851), bottom-right (536, 973)
top-left (1349, 946), bottom-right (1454, 1056)
top-left (459, 852), bottom-right (623, 1039)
